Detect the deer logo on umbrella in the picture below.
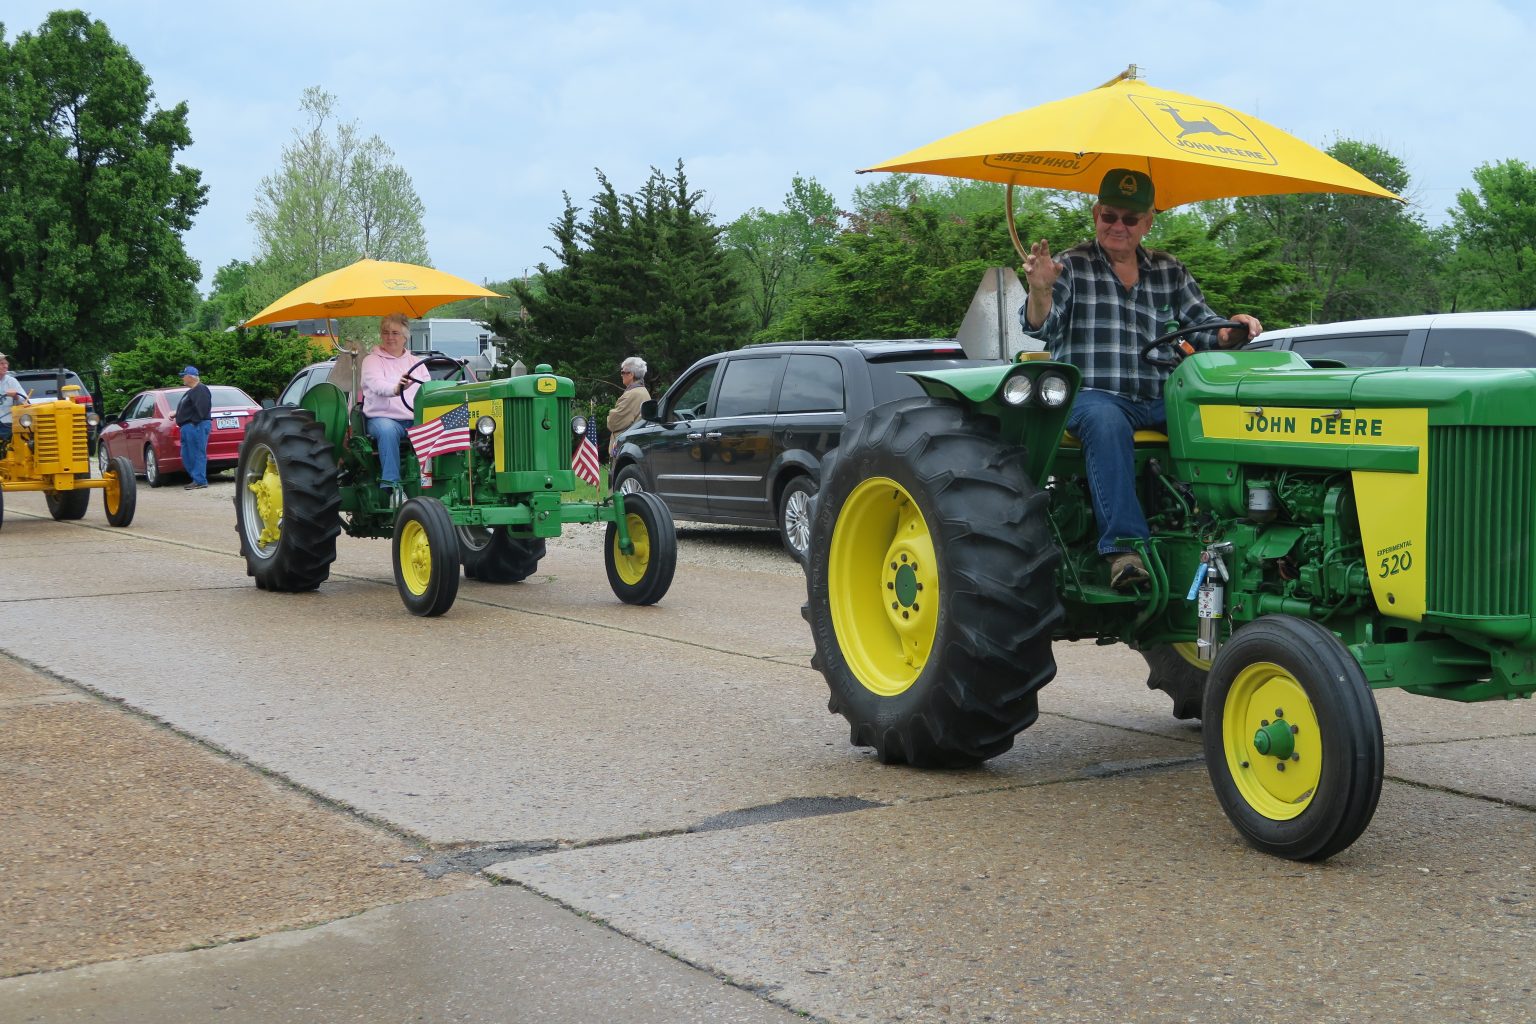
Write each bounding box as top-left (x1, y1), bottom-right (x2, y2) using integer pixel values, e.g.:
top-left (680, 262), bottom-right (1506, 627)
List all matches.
top-left (1156, 102), bottom-right (1246, 141)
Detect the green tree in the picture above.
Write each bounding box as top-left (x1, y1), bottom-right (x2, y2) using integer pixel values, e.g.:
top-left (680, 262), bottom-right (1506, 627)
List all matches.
top-left (490, 162), bottom-right (748, 397)
top-left (767, 199), bottom-right (1027, 341)
top-left (189, 259), bottom-right (260, 331)
top-left (105, 326), bottom-right (316, 412)
top-left (766, 180), bottom-right (1076, 341)
top-left (1229, 139), bottom-right (1439, 323)
top-left (248, 87), bottom-right (428, 308)
top-left (1442, 159), bottom-right (1536, 310)
top-left (1147, 209), bottom-right (1309, 329)
top-left (0, 11), bottom-right (207, 368)
top-left (724, 175), bottom-right (840, 333)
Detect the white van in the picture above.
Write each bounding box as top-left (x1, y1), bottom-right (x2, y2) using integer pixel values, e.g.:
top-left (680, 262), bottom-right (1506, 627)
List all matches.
top-left (1244, 311), bottom-right (1536, 368)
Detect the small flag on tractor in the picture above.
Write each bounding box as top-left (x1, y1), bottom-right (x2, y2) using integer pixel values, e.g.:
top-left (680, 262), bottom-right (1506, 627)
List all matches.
top-left (573, 417), bottom-right (600, 486)
top-left (408, 402), bottom-right (472, 459)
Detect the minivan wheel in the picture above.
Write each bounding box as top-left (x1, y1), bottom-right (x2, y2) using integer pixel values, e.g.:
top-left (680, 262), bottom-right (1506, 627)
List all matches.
top-left (778, 476), bottom-right (816, 563)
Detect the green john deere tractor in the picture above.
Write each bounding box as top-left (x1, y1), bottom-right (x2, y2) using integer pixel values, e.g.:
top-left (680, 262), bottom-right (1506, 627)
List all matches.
top-left (234, 358), bottom-right (676, 616)
top-left (804, 323), bottom-right (1536, 861)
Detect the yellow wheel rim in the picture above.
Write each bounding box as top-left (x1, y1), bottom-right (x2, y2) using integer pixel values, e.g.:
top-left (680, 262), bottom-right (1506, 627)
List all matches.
top-left (400, 519), bottom-right (433, 596)
top-left (244, 448), bottom-right (285, 552)
top-left (104, 469), bottom-right (122, 513)
top-left (1173, 641), bottom-right (1212, 671)
top-left (827, 477), bottom-right (938, 697)
top-left (1222, 661), bottom-right (1322, 820)
top-left (612, 510), bottom-right (652, 585)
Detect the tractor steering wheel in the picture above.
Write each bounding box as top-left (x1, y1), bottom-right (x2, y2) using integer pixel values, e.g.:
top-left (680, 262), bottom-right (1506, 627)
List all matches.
top-left (1139, 320), bottom-right (1250, 369)
top-left (399, 357), bottom-right (469, 412)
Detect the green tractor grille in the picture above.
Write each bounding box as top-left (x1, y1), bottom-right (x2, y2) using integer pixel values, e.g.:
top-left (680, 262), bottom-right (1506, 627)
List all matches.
top-left (504, 395), bottom-right (574, 473)
top-left (1427, 426), bottom-right (1534, 617)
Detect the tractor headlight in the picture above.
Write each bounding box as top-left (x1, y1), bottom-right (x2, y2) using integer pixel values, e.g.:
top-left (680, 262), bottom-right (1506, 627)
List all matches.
top-left (1036, 372), bottom-right (1071, 407)
top-left (86, 411), bottom-right (100, 426)
top-left (17, 412), bottom-right (32, 429)
top-left (475, 415), bottom-right (496, 437)
top-left (1001, 375), bottom-right (1033, 406)
top-left (572, 415), bottom-right (588, 436)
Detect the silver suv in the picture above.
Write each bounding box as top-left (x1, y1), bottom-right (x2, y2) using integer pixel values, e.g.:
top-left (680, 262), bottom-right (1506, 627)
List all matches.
top-left (1244, 311), bottom-right (1536, 368)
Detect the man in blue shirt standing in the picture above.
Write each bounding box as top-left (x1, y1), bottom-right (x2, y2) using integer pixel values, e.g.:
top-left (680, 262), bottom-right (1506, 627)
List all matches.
top-left (1021, 169), bottom-right (1263, 589)
top-left (175, 365), bottom-right (212, 490)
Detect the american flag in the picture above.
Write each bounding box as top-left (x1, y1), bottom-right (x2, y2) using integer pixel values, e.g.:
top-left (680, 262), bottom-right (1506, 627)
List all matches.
top-left (408, 402), bottom-right (472, 459)
top-left (573, 417), bottom-right (600, 486)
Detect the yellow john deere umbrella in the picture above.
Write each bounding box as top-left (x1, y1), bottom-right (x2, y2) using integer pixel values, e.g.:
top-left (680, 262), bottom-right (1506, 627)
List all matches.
top-left (243, 259), bottom-right (504, 327)
top-left (864, 66), bottom-right (1400, 254)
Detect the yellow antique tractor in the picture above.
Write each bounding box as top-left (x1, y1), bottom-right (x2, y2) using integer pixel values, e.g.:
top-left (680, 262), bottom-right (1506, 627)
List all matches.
top-left (0, 386), bottom-right (136, 529)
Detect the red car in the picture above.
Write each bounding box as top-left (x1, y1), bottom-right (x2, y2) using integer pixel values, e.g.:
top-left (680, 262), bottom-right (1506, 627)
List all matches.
top-left (97, 385), bottom-right (262, 487)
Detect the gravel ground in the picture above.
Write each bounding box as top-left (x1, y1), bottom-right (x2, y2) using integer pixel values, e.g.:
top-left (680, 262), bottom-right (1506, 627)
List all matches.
top-left (0, 657), bottom-right (478, 979)
top-left (550, 520), bottom-right (809, 579)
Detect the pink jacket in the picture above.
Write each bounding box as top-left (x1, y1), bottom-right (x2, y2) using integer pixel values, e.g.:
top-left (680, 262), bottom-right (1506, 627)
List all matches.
top-left (361, 348), bottom-right (420, 420)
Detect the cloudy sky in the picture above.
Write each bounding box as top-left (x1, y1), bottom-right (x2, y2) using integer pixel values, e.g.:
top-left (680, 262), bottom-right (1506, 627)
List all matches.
top-left (6, 1), bottom-right (1533, 292)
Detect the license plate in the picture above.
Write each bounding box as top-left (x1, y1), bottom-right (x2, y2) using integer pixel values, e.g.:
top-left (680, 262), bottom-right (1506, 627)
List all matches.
top-left (215, 416), bottom-right (239, 429)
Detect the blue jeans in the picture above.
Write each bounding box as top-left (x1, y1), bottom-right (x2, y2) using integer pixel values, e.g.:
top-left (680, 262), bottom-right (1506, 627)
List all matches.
top-left (367, 416), bottom-right (412, 486)
top-left (179, 419), bottom-right (211, 485)
top-left (1066, 389), bottom-right (1165, 555)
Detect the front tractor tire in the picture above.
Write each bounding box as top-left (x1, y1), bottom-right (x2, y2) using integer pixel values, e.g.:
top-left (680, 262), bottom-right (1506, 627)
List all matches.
top-left (393, 497), bottom-right (461, 616)
top-left (605, 490), bottom-right (677, 604)
top-left (46, 474), bottom-right (91, 520)
top-left (459, 526), bottom-right (546, 583)
top-left (805, 397), bottom-right (1064, 768)
top-left (103, 456), bottom-right (137, 527)
top-left (235, 408), bottom-right (341, 593)
top-left (1203, 615), bottom-right (1384, 861)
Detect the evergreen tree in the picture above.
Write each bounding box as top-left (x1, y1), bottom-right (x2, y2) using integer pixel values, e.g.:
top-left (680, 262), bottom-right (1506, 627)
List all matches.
top-left (491, 162), bottom-right (748, 397)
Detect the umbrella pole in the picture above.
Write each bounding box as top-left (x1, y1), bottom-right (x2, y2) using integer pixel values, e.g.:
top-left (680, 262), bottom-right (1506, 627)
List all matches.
top-left (1005, 184), bottom-right (1029, 266)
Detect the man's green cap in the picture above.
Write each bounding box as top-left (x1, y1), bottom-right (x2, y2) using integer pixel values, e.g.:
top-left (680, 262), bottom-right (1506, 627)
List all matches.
top-left (1097, 169), bottom-right (1155, 212)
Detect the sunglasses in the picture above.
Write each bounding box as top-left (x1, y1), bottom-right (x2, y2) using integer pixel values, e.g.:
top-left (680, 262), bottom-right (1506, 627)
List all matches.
top-left (1097, 209), bottom-right (1145, 227)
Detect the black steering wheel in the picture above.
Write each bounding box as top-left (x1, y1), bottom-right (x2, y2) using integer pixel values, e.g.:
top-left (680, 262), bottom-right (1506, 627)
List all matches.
top-left (1140, 320), bottom-right (1250, 369)
top-left (399, 356), bottom-right (469, 411)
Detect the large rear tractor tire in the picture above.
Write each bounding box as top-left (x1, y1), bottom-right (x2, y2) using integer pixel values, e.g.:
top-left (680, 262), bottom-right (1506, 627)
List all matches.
top-left (234, 408), bottom-right (341, 593)
top-left (605, 490), bottom-right (677, 604)
top-left (459, 526), bottom-right (546, 583)
top-left (393, 497), bottom-right (461, 616)
top-left (1143, 643), bottom-right (1210, 720)
top-left (46, 474), bottom-right (91, 520)
top-left (1203, 615), bottom-right (1383, 861)
top-left (805, 397), bottom-right (1064, 768)
top-left (103, 456), bottom-right (137, 527)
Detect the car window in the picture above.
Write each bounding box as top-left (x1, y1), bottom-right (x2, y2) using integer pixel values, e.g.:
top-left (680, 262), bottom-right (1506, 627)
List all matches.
top-left (207, 386), bottom-right (257, 407)
top-left (279, 369), bottom-right (314, 406)
top-left (1422, 328), bottom-right (1536, 368)
top-left (17, 371), bottom-right (85, 399)
top-left (778, 355), bottom-right (845, 413)
top-left (665, 363), bottom-right (720, 420)
top-left (714, 356), bottom-right (784, 417)
top-left (1290, 333), bottom-right (1409, 367)
top-left (125, 394), bottom-right (153, 419)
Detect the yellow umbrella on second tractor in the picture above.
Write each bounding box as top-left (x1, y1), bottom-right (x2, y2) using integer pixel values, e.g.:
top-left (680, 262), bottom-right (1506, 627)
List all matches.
top-left (243, 258), bottom-right (504, 327)
top-left (863, 66), bottom-right (1400, 259)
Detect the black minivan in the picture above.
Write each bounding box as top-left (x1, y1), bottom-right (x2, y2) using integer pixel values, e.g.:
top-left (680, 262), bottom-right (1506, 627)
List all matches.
top-left (611, 339), bottom-right (999, 560)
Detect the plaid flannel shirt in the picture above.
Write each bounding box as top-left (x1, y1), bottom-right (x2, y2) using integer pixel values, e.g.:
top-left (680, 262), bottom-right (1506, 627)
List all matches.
top-left (1021, 240), bottom-right (1226, 403)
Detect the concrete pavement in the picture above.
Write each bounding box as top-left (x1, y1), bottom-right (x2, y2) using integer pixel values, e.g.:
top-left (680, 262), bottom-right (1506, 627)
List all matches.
top-left (2, 481), bottom-right (1533, 1022)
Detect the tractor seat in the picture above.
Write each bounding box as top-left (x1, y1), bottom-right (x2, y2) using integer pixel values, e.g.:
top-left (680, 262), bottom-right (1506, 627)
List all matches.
top-left (1061, 430), bottom-right (1168, 448)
